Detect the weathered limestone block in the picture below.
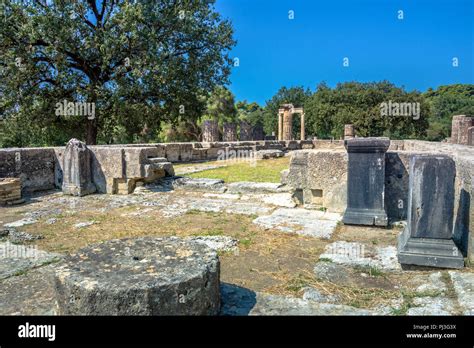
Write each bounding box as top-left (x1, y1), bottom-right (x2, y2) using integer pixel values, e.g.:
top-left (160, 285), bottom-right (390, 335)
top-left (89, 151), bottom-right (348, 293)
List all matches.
top-left (62, 139), bottom-right (96, 196)
top-left (222, 122), bottom-right (237, 142)
top-left (451, 115), bottom-right (473, 145)
top-left (54, 237), bottom-right (221, 315)
top-left (398, 155), bottom-right (464, 269)
top-left (164, 143), bottom-right (193, 162)
top-left (344, 124), bottom-right (355, 139)
top-left (342, 138), bottom-right (390, 226)
top-left (89, 147), bottom-right (124, 193)
top-left (0, 178), bottom-right (23, 205)
top-left (0, 148), bottom-right (56, 193)
top-left (285, 150), bottom-right (347, 212)
top-left (142, 157), bottom-right (175, 182)
top-left (202, 120), bottom-right (220, 142)
top-left (255, 149), bottom-right (284, 160)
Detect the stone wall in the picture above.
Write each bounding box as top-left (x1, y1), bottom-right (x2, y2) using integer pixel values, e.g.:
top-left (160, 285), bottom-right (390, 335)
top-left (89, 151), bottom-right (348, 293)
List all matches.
top-left (0, 147), bottom-right (57, 193)
top-left (284, 140), bottom-right (474, 262)
top-left (0, 140), bottom-right (323, 193)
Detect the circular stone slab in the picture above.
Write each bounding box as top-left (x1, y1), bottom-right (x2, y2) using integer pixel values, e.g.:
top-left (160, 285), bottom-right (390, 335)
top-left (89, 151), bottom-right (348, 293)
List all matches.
top-left (53, 237), bottom-right (220, 315)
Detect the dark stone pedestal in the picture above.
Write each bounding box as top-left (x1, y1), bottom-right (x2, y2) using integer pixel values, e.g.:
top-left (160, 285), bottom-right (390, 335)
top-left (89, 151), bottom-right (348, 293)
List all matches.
top-left (342, 137), bottom-right (390, 226)
top-left (398, 155), bottom-right (464, 268)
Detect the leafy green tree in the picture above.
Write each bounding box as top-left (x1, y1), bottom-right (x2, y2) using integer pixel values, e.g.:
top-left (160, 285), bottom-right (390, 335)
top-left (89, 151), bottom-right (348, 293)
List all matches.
top-left (0, 0), bottom-right (235, 145)
top-left (201, 86), bottom-right (237, 125)
top-left (305, 81), bottom-right (430, 139)
top-left (236, 100), bottom-right (263, 126)
top-left (423, 84), bottom-right (474, 141)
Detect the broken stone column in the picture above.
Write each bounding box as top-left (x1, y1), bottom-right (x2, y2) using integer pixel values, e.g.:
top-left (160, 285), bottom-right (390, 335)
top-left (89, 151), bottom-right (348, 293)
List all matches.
top-left (202, 120), bottom-right (220, 142)
top-left (344, 124), bottom-right (355, 139)
top-left (398, 155), bottom-right (464, 268)
top-left (468, 126), bottom-right (474, 146)
top-left (451, 115), bottom-right (473, 145)
top-left (62, 138), bottom-right (96, 196)
top-left (342, 137), bottom-right (390, 226)
top-left (282, 110), bottom-right (293, 141)
top-left (240, 121), bottom-right (253, 141)
top-left (54, 237), bottom-right (220, 315)
top-left (278, 112), bottom-right (283, 141)
top-left (222, 122), bottom-right (237, 142)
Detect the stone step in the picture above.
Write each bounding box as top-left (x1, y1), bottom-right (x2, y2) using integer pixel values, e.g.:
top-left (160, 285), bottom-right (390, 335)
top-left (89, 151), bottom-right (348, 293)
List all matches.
top-left (147, 157), bottom-right (168, 164)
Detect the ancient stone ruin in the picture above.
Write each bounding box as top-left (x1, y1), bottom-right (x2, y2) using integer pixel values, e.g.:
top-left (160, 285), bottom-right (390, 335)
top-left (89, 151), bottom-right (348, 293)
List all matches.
top-left (222, 122), bottom-right (237, 142)
top-left (344, 124), bottom-right (355, 139)
top-left (54, 237), bottom-right (220, 315)
top-left (61, 138), bottom-right (96, 197)
top-left (201, 119), bottom-right (220, 142)
top-left (450, 115), bottom-right (473, 145)
top-left (343, 137), bottom-right (390, 226)
top-left (277, 104), bottom-right (305, 141)
top-left (398, 155), bottom-right (464, 268)
top-left (0, 178), bottom-right (23, 205)
top-left (0, 136), bottom-right (473, 316)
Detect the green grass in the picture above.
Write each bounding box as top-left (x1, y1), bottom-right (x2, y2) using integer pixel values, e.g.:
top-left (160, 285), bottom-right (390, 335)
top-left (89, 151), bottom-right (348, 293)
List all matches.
top-left (185, 157), bottom-right (290, 183)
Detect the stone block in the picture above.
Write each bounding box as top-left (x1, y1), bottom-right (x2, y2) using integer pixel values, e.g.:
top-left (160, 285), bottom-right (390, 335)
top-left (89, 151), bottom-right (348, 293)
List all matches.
top-left (343, 138), bottom-right (390, 226)
top-left (398, 155), bottom-right (464, 268)
top-left (62, 139), bottom-right (96, 196)
top-left (54, 237), bottom-right (220, 315)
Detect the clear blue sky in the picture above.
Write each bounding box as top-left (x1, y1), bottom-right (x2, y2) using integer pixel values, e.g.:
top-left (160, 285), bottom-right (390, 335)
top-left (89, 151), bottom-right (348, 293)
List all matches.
top-left (215, 0), bottom-right (474, 105)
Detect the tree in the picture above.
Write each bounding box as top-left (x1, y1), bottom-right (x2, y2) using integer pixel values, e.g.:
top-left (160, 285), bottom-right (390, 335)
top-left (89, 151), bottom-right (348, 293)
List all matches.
top-left (201, 86), bottom-right (237, 124)
top-left (424, 84), bottom-right (474, 141)
top-left (236, 100), bottom-right (263, 126)
top-left (304, 81), bottom-right (430, 139)
top-left (0, 0), bottom-right (235, 145)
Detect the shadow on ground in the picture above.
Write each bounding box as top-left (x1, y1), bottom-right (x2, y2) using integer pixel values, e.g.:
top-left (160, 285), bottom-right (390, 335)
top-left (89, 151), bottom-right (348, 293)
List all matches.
top-left (220, 282), bottom-right (257, 316)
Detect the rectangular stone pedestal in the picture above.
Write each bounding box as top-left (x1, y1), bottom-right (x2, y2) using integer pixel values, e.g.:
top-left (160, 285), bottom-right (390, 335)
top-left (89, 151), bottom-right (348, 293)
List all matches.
top-left (342, 137), bottom-right (390, 226)
top-left (342, 208), bottom-right (388, 226)
top-left (397, 155), bottom-right (464, 269)
top-left (398, 228), bottom-right (464, 268)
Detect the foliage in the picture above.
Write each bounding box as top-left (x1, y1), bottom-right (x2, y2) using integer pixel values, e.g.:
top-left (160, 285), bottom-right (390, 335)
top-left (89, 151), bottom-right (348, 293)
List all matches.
top-left (0, 0), bottom-right (235, 145)
top-left (236, 100), bottom-right (264, 126)
top-left (304, 81), bottom-right (430, 139)
top-left (201, 86), bottom-right (237, 125)
top-left (423, 84), bottom-right (474, 141)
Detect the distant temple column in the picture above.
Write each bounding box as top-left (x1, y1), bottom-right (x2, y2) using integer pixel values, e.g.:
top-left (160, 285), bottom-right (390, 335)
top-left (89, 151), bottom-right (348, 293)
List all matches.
top-left (282, 109), bottom-right (293, 140)
top-left (278, 112), bottom-right (283, 141)
top-left (300, 112), bottom-right (305, 140)
top-left (277, 104), bottom-right (304, 141)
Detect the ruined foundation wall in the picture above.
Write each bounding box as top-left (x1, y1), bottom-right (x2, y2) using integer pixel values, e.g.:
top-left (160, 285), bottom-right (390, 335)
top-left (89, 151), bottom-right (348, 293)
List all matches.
top-left (285, 140), bottom-right (474, 261)
top-left (0, 140), bottom-right (331, 193)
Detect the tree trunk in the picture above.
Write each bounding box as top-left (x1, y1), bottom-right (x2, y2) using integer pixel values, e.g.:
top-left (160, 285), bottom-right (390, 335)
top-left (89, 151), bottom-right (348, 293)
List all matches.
top-left (86, 118), bottom-right (98, 145)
